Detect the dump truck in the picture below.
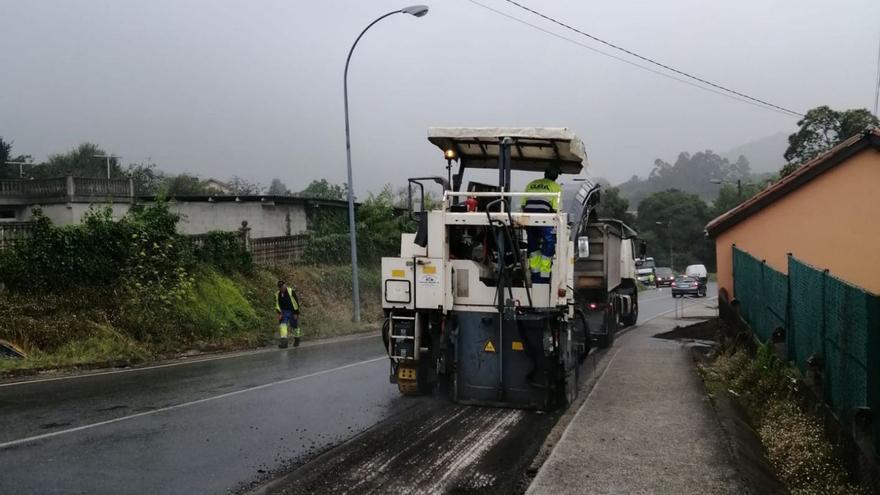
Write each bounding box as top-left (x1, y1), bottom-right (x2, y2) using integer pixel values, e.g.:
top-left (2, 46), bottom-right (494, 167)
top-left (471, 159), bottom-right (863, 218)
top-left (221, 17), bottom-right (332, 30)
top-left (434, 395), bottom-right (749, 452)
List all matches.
top-left (380, 127), bottom-right (637, 410)
top-left (568, 179), bottom-right (641, 350)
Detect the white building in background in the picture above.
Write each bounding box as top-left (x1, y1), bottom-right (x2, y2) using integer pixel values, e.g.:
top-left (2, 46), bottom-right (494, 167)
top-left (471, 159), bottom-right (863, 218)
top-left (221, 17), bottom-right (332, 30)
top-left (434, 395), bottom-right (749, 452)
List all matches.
top-left (0, 176), bottom-right (351, 239)
top-left (202, 178), bottom-right (233, 195)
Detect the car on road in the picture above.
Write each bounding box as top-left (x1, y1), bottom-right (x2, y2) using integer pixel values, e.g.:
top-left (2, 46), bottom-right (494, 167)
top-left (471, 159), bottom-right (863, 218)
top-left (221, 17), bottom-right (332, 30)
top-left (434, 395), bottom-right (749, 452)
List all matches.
top-left (654, 267), bottom-right (674, 287)
top-left (671, 275), bottom-right (706, 298)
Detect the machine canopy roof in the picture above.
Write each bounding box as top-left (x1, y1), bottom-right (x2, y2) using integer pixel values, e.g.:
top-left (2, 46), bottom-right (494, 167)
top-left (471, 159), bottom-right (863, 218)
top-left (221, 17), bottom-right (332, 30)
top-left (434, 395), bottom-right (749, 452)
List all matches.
top-left (427, 127), bottom-right (587, 174)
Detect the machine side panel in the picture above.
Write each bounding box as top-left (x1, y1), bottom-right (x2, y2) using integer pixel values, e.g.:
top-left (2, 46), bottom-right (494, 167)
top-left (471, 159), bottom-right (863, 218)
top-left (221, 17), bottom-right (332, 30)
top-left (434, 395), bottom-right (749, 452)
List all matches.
top-left (426, 211), bottom-right (445, 259)
top-left (620, 238), bottom-right (637, 280)
top-left (400, 233), bottom-right (427, 258)
top-left (381, 257), bottom-right (414, 310)
top-left (415, 259), bottom-right (444, 309)
top-left (605, 232), bottom-right (622, 291)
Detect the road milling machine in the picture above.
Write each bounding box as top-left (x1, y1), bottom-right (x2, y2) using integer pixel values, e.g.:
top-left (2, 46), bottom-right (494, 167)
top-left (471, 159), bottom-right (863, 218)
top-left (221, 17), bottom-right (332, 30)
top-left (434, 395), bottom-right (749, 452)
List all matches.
top-left (381, 127), bottom-right (639, 409)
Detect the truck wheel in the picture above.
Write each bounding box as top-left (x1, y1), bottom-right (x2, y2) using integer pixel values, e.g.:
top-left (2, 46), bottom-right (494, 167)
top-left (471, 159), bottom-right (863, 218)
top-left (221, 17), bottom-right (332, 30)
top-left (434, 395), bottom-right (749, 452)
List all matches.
top-left (573, 309), bottom-right (590, 362)
top-left (596, 308), bottom-right (617, 349)
top-left (621, 295), bottom-right (638, 327)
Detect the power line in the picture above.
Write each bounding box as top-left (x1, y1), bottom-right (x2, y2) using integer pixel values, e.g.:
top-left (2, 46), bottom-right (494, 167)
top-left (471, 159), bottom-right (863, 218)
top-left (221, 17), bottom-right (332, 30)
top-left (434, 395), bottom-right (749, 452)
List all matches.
top-left (487, 0), bottom-right (804, 117)
top-left (465, 0), bottom-right (799, 117)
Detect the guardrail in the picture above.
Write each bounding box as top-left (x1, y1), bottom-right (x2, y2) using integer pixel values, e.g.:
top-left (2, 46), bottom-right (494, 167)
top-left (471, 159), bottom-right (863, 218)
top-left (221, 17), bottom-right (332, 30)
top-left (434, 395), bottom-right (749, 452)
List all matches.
top-left (0, 176), bottom-right (133, 203)
top-left (72, 177), bottom-right (132, 197)
top-left (0, 178), bottom-right (67, 198)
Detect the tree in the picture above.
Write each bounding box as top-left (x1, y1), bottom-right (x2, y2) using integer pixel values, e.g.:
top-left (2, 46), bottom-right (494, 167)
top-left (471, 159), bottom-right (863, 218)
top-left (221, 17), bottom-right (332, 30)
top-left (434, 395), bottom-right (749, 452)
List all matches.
top-left (267, 178), bottom-right (291, 196)
top-left (709, 181), bottom-right (767, 218)
top-left (302, 184), bottom-right (408, 264)
top-left (595, 186), bottom-right (635, 226)
top-left (636, 189), bottom-right (714, 271)
top-left (0, 137), bottom-right (10, 168)
top-left (160, 174), bottom-right (208, 196)
top-left (128, 163), bottom-right (166, 195)
top-left (782, 106), bottom-right (879, 176)
top-left (228, 176), bottom-right (264, 195)
top-left (0, 137), bottom-right (34, 179)
top-left (33, 143), bottom-right (125, 179)
top-left (298, 179), bottom-right (347, 200)
top-left (618, 150), bottom-right (751, 205)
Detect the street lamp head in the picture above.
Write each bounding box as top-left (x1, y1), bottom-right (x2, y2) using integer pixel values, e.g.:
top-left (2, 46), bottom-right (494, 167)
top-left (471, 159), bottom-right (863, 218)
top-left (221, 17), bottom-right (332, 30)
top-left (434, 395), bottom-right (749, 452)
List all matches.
top-left (400, 5), bottom-right (429, 17)
top-left (709, 179), bottom-right (723, 184)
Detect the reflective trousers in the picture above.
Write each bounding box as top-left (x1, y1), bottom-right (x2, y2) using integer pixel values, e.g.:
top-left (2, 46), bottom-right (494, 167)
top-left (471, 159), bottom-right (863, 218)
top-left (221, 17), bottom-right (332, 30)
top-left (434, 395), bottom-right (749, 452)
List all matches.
top-left (279, 310), bottom-right (302, 338)
top-left (526, 226), bottom-right (555, 283)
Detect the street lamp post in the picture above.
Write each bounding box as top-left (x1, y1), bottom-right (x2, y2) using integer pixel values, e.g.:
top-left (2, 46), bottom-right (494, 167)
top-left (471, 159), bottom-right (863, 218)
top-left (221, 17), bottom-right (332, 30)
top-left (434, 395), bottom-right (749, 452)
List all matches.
top-left (93, 154), bottom-right (120, 180)
top-left (4, 161), bottom-right (31, 178)
top-left (343, 5), bottom-right (429, 323)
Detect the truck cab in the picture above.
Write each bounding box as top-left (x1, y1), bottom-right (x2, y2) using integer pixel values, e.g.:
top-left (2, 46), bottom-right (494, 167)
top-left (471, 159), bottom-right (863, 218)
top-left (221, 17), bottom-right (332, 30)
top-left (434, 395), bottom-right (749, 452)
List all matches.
top-left (635, 257), bottom-right (656, 285)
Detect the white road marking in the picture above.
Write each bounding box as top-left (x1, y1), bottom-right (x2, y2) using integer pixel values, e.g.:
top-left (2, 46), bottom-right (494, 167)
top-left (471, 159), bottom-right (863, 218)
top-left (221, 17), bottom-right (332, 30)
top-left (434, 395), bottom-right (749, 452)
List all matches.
top-left (0, 333), bottom-right (379, 388)
top-left (0, 356), bottom-right (386, 450)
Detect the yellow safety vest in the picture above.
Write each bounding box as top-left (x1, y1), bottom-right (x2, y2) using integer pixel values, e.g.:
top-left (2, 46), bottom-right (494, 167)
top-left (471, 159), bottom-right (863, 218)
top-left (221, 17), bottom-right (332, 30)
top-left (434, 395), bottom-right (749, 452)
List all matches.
top-left (521, 178), bottom-right (561, 212)
top-left (275, 287), bottom-right (300, 312)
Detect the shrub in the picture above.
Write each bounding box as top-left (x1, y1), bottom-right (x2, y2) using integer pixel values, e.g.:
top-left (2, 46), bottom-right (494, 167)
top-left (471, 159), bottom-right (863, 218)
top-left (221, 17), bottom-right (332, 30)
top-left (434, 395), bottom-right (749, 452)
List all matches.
top-left (176, 268), bottom-right (260, 340)
top-left (302, 186), bottom-right (412, 264)
top-left (192, 231), bottom-right (252, 274)
top-left (703, 344), bottom-right (864, 494)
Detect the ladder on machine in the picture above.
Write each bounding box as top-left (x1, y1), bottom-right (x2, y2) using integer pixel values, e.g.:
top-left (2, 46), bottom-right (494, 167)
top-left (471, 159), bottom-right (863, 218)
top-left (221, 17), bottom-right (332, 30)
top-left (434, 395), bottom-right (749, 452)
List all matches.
top-left (388, 312), bottom-right (421, 394)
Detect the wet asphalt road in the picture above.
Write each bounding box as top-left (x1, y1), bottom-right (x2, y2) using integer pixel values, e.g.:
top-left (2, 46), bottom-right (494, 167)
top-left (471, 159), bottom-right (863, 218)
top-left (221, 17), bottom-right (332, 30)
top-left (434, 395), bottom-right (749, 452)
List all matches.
top-left (0, 284), bottom-right (714, 495)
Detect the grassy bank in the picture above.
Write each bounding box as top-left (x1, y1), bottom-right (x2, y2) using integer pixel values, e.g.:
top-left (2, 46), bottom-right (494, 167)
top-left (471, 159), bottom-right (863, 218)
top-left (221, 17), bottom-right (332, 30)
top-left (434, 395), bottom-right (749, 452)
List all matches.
top-left (0, 263), bottom-right (381, 375)
top-left (699, 343), bottom-right (864, 494)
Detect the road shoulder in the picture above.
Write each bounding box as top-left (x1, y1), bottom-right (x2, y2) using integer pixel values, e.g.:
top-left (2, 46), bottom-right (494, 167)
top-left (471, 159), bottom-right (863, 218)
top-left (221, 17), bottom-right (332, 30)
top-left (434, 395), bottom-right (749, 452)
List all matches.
top-left (0, 329), bottom-right (380, 387)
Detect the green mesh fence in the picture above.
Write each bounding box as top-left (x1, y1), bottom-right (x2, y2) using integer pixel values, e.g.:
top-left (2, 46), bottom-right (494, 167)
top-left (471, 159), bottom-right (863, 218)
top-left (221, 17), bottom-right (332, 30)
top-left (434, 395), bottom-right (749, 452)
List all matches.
top-left (789, 258), bottom-right (875, 428)
top-left (732, 247), bottom-right (787, 342)
top-left (733, 247), bottom-right (880, 454)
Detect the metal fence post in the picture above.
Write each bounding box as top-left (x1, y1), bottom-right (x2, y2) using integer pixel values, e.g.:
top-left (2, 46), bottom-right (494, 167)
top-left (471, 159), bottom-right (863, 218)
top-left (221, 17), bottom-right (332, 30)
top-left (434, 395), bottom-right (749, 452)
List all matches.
top-left (786, 254), bottom-right (794, 362)
top-left (821, 268), bottom-right (829, 400)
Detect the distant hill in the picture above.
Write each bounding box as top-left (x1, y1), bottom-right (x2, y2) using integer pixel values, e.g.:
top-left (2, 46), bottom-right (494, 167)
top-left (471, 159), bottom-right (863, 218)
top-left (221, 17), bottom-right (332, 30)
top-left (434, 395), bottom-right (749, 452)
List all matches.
top-left (722, 131), bottom-right (789, 174)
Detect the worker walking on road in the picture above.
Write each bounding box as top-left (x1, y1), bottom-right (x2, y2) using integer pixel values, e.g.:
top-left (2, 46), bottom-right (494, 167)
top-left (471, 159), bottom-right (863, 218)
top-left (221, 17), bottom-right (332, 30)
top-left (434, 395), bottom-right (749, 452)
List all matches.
top-left (521, 164), bottom-right (562, 283)
top-left (275, 280), bottom-right (302, 349)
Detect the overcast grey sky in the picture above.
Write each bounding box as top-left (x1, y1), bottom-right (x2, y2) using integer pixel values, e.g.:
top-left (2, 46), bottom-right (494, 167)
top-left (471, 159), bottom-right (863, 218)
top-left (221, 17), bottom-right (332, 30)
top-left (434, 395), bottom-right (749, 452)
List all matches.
top-left (1, 0), bottom-right (878, 194)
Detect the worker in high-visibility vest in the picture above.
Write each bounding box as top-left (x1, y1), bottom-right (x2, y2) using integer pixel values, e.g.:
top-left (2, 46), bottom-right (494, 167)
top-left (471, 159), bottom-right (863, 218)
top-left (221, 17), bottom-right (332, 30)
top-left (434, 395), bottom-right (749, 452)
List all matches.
top-left (521, 164), bottom-right (562, 283)
top-left (275, 280), bottom-right (302, 348)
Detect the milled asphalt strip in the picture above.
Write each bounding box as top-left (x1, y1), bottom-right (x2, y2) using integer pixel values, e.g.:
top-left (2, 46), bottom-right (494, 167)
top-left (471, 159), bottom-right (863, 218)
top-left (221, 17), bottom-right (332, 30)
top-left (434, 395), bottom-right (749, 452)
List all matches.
top-left (0, 332), bottom-right (379, 388)
top-left (0, 356), bottom-right (386, 450)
